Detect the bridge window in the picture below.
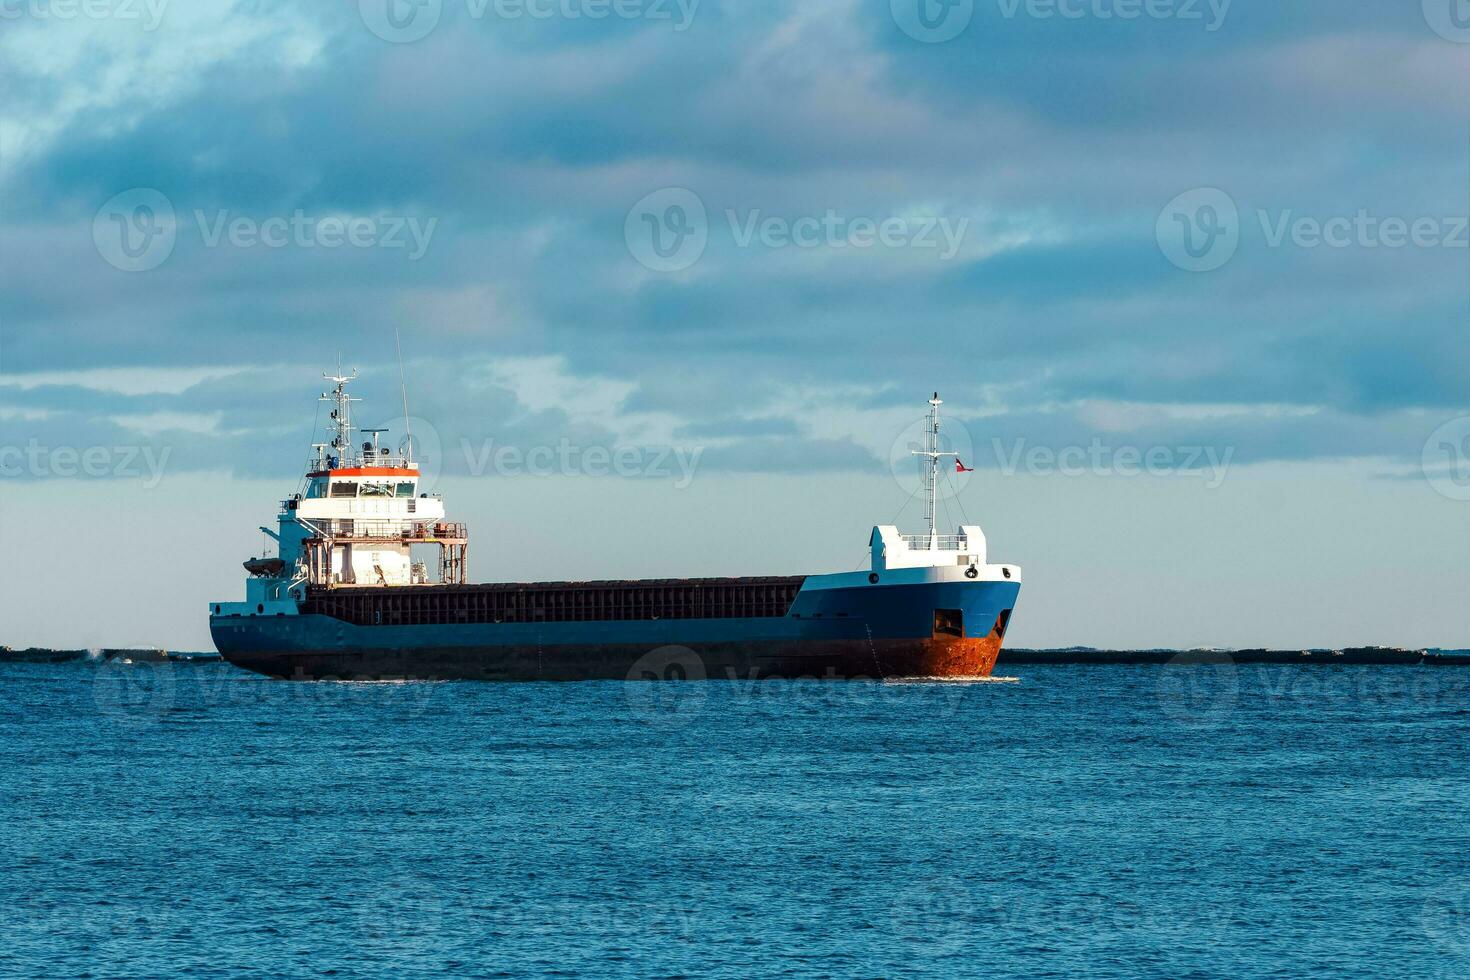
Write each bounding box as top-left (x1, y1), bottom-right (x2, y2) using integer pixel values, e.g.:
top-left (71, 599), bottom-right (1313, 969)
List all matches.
top-left (360, 482), bottom-right (394, 497)
top-left (329, 481), bottom-right (359, 498)
top-left (396, 482), bottom-right (415, 497)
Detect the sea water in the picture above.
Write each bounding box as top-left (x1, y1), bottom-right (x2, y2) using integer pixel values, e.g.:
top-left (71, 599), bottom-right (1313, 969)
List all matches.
top-left (2, 660), bottom-right (1468, 979)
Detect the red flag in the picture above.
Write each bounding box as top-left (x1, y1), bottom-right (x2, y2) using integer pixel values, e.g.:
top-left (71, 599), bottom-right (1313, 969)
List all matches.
top-left (956, 458), bottom-right (974, 473)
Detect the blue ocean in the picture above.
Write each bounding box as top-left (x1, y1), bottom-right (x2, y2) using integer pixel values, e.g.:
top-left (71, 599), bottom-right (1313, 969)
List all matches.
top-left (3, 660), bottom-right (1468, 979)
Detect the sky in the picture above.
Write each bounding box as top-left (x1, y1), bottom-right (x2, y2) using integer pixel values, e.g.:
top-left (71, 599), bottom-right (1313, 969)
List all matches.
top-left (0, 0), bottom-right (1467, 651)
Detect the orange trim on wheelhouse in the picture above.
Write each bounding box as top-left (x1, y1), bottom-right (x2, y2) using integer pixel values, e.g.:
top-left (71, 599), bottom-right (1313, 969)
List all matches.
top-left (307, 467), bottom-right (421, 478)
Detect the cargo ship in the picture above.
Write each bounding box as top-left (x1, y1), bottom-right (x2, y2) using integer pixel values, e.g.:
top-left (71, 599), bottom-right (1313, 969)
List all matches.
top-left (210, 373), bottom-right (1021, 681)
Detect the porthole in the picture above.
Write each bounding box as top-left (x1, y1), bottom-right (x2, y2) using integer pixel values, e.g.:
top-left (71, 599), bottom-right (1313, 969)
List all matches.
top-left (257, 603), bottom-right (265, 613)
top-left (868, 573), bottom-right (879, 584)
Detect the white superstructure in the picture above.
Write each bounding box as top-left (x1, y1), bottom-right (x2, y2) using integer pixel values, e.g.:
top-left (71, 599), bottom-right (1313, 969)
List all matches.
top-left (212, 371), bottom-right (468, 619)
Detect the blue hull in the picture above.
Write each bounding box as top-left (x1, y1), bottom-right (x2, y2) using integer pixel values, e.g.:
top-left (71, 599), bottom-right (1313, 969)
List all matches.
top-left (212, 579), bottom-right (1021, 681)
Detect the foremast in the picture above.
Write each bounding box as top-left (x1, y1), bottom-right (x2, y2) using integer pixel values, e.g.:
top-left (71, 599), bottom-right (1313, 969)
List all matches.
top-left (910, 392), bottom-right (958, 550)
top-left (870, 392), bottom-right (990, 573)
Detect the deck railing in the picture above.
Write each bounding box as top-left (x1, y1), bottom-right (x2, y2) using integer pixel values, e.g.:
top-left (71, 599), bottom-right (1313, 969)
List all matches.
top-left (311, 452), bottom-right (416, 471)
top-left (900, 533), bottom-right (968, 551)
top-left (313, 520), bottom-right (468, 541)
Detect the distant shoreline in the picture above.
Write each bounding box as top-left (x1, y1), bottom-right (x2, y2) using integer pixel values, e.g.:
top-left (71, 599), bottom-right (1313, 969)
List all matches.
top-left (0, 647), bottom-right (222, 664)
top-left (4, 645), bottom-right (1467, 667)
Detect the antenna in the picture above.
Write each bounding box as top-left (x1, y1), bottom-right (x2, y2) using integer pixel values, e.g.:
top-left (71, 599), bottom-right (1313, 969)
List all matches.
top-left (395, 328), bottom-right (413, 464)
top-left (321, 369), bottom-right (360, 467)
top-left (910, 392), bottom-right (957, 548)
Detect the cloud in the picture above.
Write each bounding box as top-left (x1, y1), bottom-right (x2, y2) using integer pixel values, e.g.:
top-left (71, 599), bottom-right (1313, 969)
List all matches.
top-left (1, 0), bottom-right (1466, 479)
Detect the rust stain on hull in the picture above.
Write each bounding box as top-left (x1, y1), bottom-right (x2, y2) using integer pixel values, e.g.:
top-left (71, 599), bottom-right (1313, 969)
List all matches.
top-left (223, 615), bottom-right (1011, 683)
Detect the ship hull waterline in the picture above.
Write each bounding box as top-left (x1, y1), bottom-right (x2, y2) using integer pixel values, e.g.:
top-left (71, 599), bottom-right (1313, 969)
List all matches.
top-left (213, 578), bottom-right (1020, 682)
top-left (213, 633), bottom-right (1007, 682)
